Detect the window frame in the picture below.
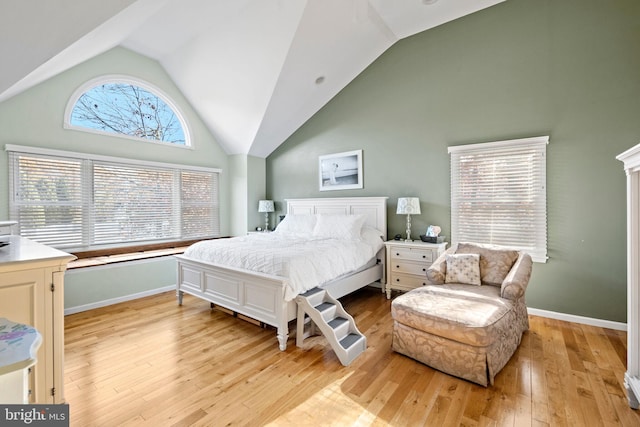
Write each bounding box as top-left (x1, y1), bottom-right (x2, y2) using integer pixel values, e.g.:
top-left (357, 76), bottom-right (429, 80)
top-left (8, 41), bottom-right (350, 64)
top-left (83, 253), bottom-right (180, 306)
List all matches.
top-left (6, 144), bottom-right (220, 253)
top-left (64, 75), bottom-right (193, 148)
top-left (448, 135), bottom-right (549, 263)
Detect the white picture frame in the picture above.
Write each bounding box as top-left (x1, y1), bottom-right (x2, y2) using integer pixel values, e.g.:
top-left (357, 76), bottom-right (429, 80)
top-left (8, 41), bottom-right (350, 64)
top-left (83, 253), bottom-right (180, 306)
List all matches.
top-left (318, 149), bottom-right (363, 191)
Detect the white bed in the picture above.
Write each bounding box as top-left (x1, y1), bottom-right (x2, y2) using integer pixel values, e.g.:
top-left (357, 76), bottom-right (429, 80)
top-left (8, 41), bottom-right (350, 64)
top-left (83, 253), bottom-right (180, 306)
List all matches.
top-left (175, 197), bottom-right (388, 350)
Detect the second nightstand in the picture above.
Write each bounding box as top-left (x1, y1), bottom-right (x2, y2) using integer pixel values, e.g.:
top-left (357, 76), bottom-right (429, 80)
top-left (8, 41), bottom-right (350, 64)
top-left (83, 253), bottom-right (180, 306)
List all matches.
top-left (384, 240), bottom-right (447, 299)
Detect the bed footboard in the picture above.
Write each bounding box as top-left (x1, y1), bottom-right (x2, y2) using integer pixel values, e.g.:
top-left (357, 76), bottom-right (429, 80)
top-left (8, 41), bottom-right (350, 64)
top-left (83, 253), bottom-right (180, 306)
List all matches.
top-left (175, 255), bottom-right (296, 350)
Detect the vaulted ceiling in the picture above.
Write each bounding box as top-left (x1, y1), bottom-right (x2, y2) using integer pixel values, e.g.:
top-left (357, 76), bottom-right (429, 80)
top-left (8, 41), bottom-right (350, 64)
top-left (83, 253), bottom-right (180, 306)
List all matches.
top-left (0, 0), bottom-right (504, 158)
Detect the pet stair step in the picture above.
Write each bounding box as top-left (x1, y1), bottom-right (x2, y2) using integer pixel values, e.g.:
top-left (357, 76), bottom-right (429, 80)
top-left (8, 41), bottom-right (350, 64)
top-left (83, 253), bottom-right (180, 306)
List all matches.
top-left (327, 317), bottom-right (349, 340)
top-left (300, 287), bottom-right (325, 306)
top-left (340, 333), bottom-right (364, 349)
top-left (314, 302), bottom-right (337, 321)
top-left (327, 317), bottom-right (348, 329)
top-left (300, 287), bottom-right (323, 297)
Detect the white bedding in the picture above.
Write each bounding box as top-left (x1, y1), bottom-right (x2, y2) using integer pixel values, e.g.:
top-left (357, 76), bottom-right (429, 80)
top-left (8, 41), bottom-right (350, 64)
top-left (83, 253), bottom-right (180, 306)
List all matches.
top-left (184, 230), bottom-right (384, 301)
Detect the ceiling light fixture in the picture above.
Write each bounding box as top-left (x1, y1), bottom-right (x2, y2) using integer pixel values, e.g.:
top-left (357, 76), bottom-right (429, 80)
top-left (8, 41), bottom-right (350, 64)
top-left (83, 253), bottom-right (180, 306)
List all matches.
top-left (315, 76), bottom-right (325, 85)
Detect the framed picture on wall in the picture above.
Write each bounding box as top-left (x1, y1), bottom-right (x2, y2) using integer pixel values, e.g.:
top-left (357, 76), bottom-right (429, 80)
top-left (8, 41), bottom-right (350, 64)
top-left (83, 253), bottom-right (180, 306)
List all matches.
top-left (318, 149), bottom-right (363, 191)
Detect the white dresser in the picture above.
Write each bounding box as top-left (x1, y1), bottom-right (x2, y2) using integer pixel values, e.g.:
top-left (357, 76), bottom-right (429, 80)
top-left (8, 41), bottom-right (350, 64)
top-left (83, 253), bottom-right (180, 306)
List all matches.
top-left (0, 236), bottom-right (75, 403)
top-left (384, 240), bottom-right (447, 299)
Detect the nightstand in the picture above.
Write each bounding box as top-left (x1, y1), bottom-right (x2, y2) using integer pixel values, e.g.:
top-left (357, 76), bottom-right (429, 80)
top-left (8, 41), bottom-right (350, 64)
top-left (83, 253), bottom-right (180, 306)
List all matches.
top-left (384, 240), bottom-right (447, 299)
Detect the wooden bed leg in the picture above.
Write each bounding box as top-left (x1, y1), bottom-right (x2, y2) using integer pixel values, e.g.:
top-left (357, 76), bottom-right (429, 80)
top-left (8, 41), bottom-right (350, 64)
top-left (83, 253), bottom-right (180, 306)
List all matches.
top-left (177, 290), bottom-right (184, 306)
top-left (277, 331), bottom-right (288, 351)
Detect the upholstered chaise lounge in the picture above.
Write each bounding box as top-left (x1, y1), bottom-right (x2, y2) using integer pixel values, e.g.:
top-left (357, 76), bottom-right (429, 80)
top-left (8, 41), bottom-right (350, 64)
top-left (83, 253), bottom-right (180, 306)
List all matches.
top-left (391, 242), bottom-right (533, 386)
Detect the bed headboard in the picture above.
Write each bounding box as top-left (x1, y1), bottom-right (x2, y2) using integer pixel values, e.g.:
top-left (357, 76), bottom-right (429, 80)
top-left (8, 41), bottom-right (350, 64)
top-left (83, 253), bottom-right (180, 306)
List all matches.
top-left (285, 197), bottom-right (388, 240)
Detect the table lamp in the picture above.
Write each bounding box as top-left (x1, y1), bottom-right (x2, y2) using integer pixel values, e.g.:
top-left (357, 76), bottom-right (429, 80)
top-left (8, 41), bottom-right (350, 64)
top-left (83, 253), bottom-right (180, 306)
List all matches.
top-left (396, 197), bottom-right (421, 241)
top-left (258, 200), bottom-right (275, 231)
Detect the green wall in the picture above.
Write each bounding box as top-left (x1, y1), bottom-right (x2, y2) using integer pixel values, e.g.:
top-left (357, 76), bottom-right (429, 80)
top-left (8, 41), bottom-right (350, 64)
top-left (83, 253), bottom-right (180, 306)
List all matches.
top-left (64, 257), bottom-right (177, 311)
top-left (228, 154), bottom-right (268, 236)
top-left (0, 47), bottom-right (231, 311)
top-left (247, 155), bottom-right (268, 231)
top-left (267, 0), bottom-right (640, 322)
top-left (229, 154), bottom-right (249, 237)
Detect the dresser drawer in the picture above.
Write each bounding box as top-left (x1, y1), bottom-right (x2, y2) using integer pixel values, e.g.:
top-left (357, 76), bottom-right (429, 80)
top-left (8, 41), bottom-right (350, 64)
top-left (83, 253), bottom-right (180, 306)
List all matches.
top-left (389, 272), bottom-right (429, 288)
top-left (391, 260), bottom-right (429, 275)
top-left (390, 247), bottom-right (433, 263)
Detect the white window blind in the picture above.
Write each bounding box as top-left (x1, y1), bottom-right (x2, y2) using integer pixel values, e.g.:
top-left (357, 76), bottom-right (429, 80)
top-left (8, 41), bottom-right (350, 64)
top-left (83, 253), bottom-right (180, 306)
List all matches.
top-left (448, 136), bottom-right (549, 263)
top-left (8, 153), bottom-right (85, 247)
top-left (180, 170), bottom-right (219, 238)
top-left (7, 145), bottom-right (220, 251)
top-left (92, 162), bottom-right (176, 245)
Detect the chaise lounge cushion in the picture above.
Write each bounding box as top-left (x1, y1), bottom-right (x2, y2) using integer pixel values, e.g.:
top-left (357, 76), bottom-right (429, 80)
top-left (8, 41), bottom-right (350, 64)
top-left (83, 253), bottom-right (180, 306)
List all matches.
top-left (391, 284), bottom-right (514, 347)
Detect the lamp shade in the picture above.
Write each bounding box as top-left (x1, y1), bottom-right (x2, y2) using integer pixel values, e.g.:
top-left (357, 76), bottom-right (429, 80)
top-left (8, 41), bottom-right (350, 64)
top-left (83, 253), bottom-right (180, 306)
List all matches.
top-left (258, 200), bottom-right (274, 213)
top-left (396, 197), bottom-right (421, 215)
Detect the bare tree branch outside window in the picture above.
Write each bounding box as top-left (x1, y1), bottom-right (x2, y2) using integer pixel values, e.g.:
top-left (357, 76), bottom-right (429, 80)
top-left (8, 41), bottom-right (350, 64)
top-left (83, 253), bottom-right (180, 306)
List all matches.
top-left (70, 83), bottom-right (186, 145)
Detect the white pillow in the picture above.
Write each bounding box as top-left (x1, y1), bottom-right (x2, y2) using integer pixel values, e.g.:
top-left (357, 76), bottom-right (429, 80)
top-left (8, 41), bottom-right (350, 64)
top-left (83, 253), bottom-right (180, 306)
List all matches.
top-left (360, 226), bottom-right (384, 246)
top-left (312, 214), bottom-right (366, 240)
top-left (445, 253), bottom-right (481, 286)
top-left (274, 214), bottom-right (317, 236)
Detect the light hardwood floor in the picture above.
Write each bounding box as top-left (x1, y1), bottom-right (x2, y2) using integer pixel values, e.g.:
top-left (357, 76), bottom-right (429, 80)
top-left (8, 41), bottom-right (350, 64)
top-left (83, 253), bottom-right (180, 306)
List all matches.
top-left (64, 287), bottom-right (640, 426)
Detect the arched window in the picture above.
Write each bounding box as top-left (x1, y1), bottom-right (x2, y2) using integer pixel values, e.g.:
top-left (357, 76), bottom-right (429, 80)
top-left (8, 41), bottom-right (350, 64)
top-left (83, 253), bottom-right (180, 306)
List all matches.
top-left (65, 75), bottom-right (190, 146)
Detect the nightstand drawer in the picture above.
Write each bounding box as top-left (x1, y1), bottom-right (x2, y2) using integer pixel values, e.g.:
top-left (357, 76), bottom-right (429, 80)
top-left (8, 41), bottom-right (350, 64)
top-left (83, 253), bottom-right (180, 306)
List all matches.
top-left (389, 272), bottom-right (429, 288)
top-left (391, 260), bottom-right (428, 275)
top-left (390, 247), bottom-right (433, 263)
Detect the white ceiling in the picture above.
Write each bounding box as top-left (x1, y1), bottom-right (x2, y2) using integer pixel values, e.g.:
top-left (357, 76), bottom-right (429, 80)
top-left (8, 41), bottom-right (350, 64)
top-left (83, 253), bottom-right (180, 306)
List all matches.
top-left (0, 0), bottom-right (504, 158)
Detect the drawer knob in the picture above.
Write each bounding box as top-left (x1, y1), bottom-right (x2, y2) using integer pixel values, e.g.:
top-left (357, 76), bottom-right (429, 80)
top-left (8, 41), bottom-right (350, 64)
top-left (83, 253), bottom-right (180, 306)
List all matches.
top-left (422, 268), bottom-right (426, 272)
top-left (422, 255), bottom-right (426, 258)
top-left (396, 278), bottom-right (400, 282)
top-left (396, 265), bottom-right (400, 268)
top-left (396, 252), bottom-right (400, 256)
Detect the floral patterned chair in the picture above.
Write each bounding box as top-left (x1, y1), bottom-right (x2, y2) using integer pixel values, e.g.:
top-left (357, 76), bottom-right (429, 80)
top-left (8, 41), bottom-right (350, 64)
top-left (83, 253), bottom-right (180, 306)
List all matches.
top-left (391, 242), bottom-right (533, 386)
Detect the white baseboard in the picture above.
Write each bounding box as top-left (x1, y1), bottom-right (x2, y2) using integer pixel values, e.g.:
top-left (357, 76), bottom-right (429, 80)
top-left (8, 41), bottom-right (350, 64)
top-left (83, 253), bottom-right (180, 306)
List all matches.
top-left (528, 307), bottom-right (627, 331)
top-left (64, 285), bottom-right (175, 316)
top-left (64, 284), bottom-right (628, 332)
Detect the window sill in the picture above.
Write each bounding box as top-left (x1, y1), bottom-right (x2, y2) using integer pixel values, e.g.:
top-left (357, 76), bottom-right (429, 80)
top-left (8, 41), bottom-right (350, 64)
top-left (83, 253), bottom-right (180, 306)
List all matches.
top-left (66, 237), bottom-right (230, 270)
top-left (67, 246), bottom-right (190, 269)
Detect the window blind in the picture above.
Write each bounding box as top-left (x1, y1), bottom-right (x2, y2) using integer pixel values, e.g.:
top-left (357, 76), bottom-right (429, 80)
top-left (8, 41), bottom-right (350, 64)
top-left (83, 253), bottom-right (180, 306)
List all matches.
top-left (180, 170), bottom-right (219, 238)
top-left (9, 153), bottom-right (85, 247)
top-left (7, 145), bottom-right (220, 251)
top-left (448, 136), bottom-right (549, 263)
top-left (92, 162), bottom-right (177, 245)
